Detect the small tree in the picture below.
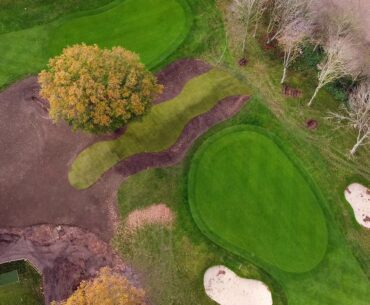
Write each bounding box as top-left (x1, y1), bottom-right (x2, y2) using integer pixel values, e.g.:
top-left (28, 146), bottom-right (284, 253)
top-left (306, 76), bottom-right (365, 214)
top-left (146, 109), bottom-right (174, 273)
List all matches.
top-left (328, 81), bottom-right (370, 155)
top-left (277, 17), bottom-right (312, 83)
top-left (307, 34), bottom-right (355, 106)
top-left (39, 44), bottom-right (163, 133)
top-left (52, 267), bottom-right (146, 305)
top-left (231, 0), bottom-right (267, 56)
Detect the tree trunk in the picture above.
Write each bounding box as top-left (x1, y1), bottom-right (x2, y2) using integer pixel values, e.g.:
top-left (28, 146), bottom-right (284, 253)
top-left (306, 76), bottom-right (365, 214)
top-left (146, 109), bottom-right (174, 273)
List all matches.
top-left (242, 19), bottom-right (250, 56)
top-left (308, 86), bottom-right (320, 107)
top-left (281, 67), bottom-right (287, 84)
top-left (350, 133), bottom-right (367, 155)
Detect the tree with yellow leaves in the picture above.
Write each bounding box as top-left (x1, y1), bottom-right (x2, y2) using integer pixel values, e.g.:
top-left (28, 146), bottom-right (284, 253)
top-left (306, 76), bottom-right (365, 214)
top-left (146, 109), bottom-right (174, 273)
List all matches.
top-left (39, 44), bottom-right (163, 133)
top-left (52, 267), bottom-right (146, 305)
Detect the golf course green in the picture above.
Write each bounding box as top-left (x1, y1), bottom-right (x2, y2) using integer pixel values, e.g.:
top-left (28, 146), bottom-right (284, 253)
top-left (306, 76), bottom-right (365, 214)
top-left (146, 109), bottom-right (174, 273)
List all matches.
top-left (188, 125), bottom-right (328, 273)
top-left (0, 0), bottom-right (192, 88)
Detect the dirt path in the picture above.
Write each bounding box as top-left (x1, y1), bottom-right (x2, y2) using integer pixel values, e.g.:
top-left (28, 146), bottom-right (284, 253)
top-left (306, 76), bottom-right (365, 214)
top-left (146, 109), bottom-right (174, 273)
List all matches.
top-left (0, 225), bottom-right (139, 304)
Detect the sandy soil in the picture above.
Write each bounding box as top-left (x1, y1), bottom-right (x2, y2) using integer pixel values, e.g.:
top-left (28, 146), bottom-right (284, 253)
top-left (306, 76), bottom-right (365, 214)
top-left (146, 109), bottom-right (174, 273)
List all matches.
top-left (0, 225), bottom-right (140, 305)
top-left (344, 183), bottom-right (370, 229)
top-left (204, 265), bottom-right (273, 305)
top-left (123, 204), bottom-right (175, 235)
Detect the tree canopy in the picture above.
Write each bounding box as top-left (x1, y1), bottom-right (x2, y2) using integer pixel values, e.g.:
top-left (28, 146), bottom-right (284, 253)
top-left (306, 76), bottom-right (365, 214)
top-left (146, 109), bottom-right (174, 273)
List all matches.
top-left (52, 267), bottom-right (146, 305)
top-left (39, 44), bottom-right (163, 133)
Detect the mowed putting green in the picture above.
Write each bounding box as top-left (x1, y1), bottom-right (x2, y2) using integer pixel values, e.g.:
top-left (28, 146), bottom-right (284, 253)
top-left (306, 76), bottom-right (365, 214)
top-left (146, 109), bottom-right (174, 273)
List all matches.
top-left (69, 69), bottom-right (249, 189)
top-left (0, 0), bottom-right (191, 87)
top-left (188, 126), bottom-right (328, 273)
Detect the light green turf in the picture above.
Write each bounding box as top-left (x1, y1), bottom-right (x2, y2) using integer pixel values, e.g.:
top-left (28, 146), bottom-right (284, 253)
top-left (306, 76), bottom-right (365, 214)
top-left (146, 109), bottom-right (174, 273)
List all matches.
top-left (68, 68), bottom-right (249, 189)
top-left (188, 125), bottom-right (328, 272)
top-left (0, 0), bottom-right (192, 88)
top-left (0, 271), bottom-right (18, 286)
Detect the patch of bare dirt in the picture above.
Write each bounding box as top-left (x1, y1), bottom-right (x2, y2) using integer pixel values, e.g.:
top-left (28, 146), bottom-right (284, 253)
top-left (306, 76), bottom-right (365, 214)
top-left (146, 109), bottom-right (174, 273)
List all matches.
top-left (0, 225), bottom-right (140, 305)
top-left (0, 59), bottom-right (212, 242)
top-left (123, 204), bottom-right (175, 235)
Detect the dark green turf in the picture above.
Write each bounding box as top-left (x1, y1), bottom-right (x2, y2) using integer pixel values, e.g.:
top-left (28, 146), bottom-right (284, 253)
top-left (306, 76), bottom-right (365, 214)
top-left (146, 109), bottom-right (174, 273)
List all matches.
top-left (0, 271), bottom-right (18, 286)
top-left (188, 125), bottom-right (328, 273)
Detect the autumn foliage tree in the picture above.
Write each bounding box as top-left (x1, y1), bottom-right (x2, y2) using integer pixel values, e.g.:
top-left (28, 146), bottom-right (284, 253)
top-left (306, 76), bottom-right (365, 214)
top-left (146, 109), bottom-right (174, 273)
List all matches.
top-left (39, 44), bottom-right (163, 133)
top-left (52, 267), bottom-right (146, 305)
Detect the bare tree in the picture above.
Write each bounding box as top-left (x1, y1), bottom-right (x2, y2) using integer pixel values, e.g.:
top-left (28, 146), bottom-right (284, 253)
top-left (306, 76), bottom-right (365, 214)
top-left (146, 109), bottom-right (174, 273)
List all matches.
top-left (266, 0), bottom-right (310, 44)
top-left (307, 23), bottom-right (357, 106)
top-left (231, 0), bottom-right (268, 55)
top-left (328, 81), bottom-right (370, 155)
top-left (277, 17), bottom-right (312, 83)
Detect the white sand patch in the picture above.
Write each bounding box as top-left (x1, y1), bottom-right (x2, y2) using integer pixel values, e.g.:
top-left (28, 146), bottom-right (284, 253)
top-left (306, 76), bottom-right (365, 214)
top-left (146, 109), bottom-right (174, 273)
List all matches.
top-left (344, 183), bottom-right (370, 229)
top-left (204, 265), bottom-right (273, 305)
top-left (123, 203), bottom-right (175, 234)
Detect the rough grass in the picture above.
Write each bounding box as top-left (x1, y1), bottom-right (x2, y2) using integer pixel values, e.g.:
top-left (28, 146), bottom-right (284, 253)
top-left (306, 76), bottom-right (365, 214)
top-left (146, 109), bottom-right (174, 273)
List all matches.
top-left (0, 0), bottom-right (192, 88)
top-left (0, 261), bottom-right (42, 305)
top-left (188, 125), bottom-right (328, 273)
top-left (68, 68), bottom-right (249, 189)
top-left (0, 271), bottom-right (18, 286)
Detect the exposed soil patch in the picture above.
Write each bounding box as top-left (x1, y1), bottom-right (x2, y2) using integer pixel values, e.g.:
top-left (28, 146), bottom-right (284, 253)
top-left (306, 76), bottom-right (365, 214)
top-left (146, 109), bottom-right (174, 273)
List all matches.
top-left (0, 225), bottom-right (139, 305)
top-left (306, 119), bottom-right (318, 130)
top-left (123, 204), bottom-right (175, 235)
top-left (238, 58), bottom-right (248, 67)
top-left (0, 59), bottom-right (212, 242)
top-left (154, 59), bottom-right (212, 104)
top-left (114, 95), bottom-right (249, 178)
top-left (282, 84), bottom-right (303, 98)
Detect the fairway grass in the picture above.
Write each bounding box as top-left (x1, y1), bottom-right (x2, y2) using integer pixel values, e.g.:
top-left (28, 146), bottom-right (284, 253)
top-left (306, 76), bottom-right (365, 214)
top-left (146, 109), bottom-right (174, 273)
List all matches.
top-left (188, 125), bottom-right (328, 273)
top-left (0, 0), bottom-right (192, 88)
top-left (68, 69), bottom-right (249, 189)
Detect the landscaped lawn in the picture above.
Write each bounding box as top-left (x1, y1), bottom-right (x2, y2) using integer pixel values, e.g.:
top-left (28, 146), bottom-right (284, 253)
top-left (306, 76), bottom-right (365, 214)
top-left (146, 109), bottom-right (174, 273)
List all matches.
top-left (0, 0), bottom-right (192, 88)
top-left (188, 125), bottom-right (328, 273)
top-left (68, 68), bottom-right (249, 189)
top-left (0, 261), bottom-right (43, 305)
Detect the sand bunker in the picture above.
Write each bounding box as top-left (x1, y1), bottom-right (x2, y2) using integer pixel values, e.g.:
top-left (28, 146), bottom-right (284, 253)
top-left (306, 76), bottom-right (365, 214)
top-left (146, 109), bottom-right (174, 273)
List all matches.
top-left (123, 204), bottom-right (175, 234)
top-left (345, 183), bottom-right (370, 228)
top-left (204, 265), bottom-right (273, 305)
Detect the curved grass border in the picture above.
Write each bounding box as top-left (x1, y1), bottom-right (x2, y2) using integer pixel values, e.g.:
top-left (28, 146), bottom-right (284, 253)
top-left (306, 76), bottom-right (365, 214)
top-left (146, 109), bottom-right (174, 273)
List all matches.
top-left (48, 0), bottom-right (193, 70)
top-left (0, 0), bottom-right (193, 89)
top-left (187, 124), bottom-right (329, 274)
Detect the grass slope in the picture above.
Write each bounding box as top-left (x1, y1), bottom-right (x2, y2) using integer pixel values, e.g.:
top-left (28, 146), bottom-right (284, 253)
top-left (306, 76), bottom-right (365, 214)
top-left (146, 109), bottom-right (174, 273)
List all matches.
top-left (68, 68), bottom-right (249, 189)
top-left (188, 125), bottom-right (328, 273)
top-left (0, 0), bottom-right (191, 88)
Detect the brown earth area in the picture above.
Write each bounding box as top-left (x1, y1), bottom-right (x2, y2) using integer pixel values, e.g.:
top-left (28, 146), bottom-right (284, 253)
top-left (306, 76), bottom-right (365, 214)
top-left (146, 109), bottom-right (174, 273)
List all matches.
top-left (0, 59), bottom-right (211, 242)
top-left (0, 225), bottom-right (140, 304)
top-left (0, 58), bottom-right (249, 304)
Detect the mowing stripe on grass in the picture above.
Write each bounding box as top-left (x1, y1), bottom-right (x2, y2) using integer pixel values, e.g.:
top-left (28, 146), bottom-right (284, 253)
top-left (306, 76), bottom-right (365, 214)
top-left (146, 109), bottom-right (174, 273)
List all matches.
top-left (68, 69), bottom-right (250, 189)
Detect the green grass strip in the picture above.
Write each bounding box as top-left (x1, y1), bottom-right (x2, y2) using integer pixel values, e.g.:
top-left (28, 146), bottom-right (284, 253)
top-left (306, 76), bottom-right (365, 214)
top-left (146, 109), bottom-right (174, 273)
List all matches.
top-left (68, 68), bottom-right (250, 189)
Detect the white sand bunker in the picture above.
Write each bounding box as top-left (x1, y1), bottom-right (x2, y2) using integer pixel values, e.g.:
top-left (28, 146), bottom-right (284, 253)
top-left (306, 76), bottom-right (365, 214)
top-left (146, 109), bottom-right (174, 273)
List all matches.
top-left (123, 203), bottom-right (175, 234)
top-left (345, 183), bottom-right (370, 228)
top-left (204, 265), bottom-right (273, 305)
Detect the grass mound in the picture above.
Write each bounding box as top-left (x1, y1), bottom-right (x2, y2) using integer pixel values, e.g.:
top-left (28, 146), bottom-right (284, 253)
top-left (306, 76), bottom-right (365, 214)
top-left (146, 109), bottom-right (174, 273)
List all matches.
top-left (68, 69), bottom-right (249, 189)
top-left (188, 125), bottom-right (328, 273)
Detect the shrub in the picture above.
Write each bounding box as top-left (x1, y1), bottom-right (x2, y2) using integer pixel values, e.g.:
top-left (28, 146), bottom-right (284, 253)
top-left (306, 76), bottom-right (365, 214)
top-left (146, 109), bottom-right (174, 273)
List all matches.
top-left (39, 44), bottom-right (163, 133)
top-left (52, 267), bottom-right (146, 305)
